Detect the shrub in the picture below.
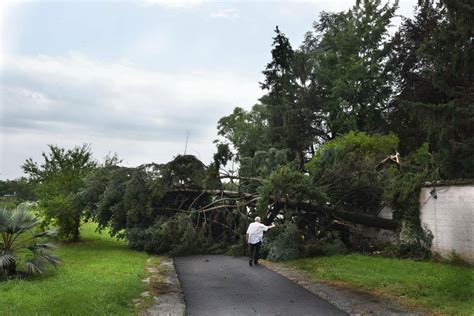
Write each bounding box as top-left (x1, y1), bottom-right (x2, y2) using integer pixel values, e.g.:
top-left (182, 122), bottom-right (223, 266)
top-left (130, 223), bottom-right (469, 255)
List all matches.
top-left (127, 214), bottom-right (208, 256)
top-left (226, 242), bottom-right (247, 257)
top-left (0, 203), bottom-right (61, 277)
top-left (263, 223), bottom-right (304, 261)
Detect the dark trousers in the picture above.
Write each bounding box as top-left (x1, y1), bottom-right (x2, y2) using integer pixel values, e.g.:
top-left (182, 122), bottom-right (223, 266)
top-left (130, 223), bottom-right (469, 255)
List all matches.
top-left (249, 242), bottom-right (261, 263)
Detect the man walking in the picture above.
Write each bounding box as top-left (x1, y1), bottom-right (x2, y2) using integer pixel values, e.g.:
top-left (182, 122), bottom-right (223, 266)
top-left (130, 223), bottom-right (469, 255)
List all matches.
top-left (246, 216), bottom-right (275, 266)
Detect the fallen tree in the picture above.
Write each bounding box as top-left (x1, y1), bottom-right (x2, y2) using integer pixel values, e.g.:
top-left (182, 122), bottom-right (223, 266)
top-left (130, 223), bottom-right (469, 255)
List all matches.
top-left (168, 188), bottom-right (399, 230)
top-left (78, 132), bottom-right (436, 259)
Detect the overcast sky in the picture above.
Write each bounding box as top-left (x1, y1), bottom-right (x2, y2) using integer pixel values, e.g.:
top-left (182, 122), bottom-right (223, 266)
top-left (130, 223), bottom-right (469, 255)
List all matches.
top-left (0, 0), bottom-right (416, 180)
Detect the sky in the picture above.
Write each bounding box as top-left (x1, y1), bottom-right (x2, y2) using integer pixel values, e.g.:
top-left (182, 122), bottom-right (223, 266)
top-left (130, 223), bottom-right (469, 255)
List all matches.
top-left (0, 0), bottom-right (417, 180)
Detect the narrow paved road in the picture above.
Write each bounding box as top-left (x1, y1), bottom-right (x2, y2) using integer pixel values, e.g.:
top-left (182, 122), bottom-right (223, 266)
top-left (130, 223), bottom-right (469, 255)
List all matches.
top-left (174, 255), bottom-right (346, 316)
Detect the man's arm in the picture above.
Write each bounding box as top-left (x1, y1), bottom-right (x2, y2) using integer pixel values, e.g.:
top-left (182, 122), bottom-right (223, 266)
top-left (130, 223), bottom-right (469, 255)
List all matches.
top-left (263, 223), bottom-right (275, 230)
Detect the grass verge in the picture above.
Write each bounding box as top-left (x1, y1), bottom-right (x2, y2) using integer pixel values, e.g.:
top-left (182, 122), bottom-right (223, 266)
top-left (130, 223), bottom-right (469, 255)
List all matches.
top-left (0, 222), bottom-right (150, 315)
top-left (290, 254), bottom-right (474, 315)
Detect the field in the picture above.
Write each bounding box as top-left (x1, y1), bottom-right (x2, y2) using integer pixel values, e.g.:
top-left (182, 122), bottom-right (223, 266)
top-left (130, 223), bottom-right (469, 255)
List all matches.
top-left (291, 254), bottom-right (474, 315)
top-left (0, 223), bottom-right (150, 315)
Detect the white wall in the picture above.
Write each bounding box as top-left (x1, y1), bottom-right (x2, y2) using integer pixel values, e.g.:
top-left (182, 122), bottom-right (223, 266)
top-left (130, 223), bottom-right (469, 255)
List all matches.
top-left (419, 185), bottom-right (474, 263)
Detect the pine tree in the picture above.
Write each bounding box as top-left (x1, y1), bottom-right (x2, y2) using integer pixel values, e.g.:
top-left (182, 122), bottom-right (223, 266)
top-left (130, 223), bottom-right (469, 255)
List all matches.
top-left (394, 0), bottom-right (474, 178)
top-left (260, 27), bottom-right (315, 168)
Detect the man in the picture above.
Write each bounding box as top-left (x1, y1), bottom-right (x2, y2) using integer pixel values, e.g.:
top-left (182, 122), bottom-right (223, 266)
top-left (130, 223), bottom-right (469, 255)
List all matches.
top-left (246, 216), bottom-right (275, 266)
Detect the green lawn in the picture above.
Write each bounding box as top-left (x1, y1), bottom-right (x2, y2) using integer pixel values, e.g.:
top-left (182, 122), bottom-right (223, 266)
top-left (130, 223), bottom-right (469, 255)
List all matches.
top-left (291, 254), bottom-right (474, 315)
top-left (0, 223), bottom-right (150, 315)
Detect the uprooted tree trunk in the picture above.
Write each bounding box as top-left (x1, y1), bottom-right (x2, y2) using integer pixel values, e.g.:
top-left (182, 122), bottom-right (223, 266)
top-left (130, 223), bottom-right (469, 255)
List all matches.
top-left (168, 188), bottom-right (399, 231)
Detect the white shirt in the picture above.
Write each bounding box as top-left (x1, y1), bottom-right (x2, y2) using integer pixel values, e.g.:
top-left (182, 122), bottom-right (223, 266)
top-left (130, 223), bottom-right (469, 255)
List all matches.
top-left (246, 222), bottom-right (269, 244)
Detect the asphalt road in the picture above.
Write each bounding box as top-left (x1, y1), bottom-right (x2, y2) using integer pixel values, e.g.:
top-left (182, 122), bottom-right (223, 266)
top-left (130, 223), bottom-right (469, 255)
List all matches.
top-left (174, 255), bottom-right (346, 316)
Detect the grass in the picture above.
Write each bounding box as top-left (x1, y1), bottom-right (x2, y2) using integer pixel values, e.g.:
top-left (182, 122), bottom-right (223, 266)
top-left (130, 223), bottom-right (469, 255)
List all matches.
top-left (0, 222), bottom-right (151, 315)
top-left (290, 254), bottom-right (474, 315)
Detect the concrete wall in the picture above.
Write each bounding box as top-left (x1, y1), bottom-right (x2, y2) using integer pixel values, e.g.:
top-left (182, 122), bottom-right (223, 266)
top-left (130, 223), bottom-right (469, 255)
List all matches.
top-left (419, 185), bottom-right (474, 263)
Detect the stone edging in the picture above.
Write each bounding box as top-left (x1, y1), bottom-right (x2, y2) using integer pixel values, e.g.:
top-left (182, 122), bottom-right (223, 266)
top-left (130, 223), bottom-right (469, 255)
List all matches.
top-left (142, 257), bottom-right (186, 316)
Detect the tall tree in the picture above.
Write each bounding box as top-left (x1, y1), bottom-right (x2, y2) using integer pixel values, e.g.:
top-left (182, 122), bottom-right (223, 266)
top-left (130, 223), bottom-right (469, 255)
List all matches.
top-left (260, 27), bottom-right (315, 168)
top-left (22, 144), bottom-right (96, 240)
top-left (393, 0), bottom-right (474, 178)
top-left (260, 26), bottom-right (295, 150)
top-left (388, 1), bottom-right (445, 155)
top-left (308, 0), bottom-right (398, 137)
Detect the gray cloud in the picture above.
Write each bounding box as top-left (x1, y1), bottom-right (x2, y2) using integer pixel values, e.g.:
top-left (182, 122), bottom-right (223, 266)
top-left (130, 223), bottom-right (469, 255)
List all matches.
top-left (0, 53), bottom-right (262, 179)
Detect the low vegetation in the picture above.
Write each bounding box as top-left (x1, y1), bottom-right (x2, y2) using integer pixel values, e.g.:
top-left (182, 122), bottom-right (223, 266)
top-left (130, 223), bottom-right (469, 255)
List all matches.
top-left (290, 254), bottom-right (474, 315)
top-left (0, 203), bottom-right (60, 276)
top-left (0, 223), bottom-right (149, 315)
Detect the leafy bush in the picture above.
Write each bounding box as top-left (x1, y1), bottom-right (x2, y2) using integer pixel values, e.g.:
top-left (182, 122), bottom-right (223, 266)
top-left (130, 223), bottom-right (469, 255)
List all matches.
top-left (0, 203), bottom-right (61, 277)
top-left (127, 214), bottom-right (208, 256)
top-left (39, 193), bottom-right (80, 242)
top-left (263, 223), bottom-right (304, 261)
top-left (225, 242), bottom-right (247, 257)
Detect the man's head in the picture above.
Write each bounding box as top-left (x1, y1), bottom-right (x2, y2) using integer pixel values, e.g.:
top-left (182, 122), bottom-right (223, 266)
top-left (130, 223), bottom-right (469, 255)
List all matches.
top-left (254, 216), bottom-right (261, 223)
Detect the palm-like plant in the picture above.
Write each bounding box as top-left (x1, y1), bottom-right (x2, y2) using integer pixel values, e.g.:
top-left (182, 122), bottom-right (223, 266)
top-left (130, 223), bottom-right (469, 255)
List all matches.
top-left (0, 203), bottom-right (61, 276)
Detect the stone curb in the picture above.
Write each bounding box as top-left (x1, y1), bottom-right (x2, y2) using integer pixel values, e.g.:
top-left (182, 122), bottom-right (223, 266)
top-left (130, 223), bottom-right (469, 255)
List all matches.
top-left (143, 258), bottom-right (186, 316)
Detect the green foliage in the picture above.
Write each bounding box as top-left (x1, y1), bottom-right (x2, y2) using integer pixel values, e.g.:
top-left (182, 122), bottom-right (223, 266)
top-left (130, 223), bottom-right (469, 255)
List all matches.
top-left (22, 144), bottom-right (96, 241)
top-left (225, 242), bottom-right (247, 257)
top-left (79, 154), bottom-right (241, 255)
top-left (307, 132), bottom-right (399, 214)
top-left (239, 147), bottom-right (291, 179)
top-left (384, 144), bottom-right (439, 221)
top-left (257, 164), bottom-right (326, 216)
top-left (127, 214), bottom-right (208, 256)
top-left (0, 203), bottom-right (60, 277)
top-left (263, 223), bottom-right (304, 261)
top-left (266, 165), bottom-right (320, 201)
top-left (260, 26), bottom-right (315, 168)
top-left (78, 165), bottom-right (162, 238)
top-left (393, 0), bottom-right (474, 178)
top-left (0, 178), bottom-right (35, 202)
top-left (383, 143), bottom-right (440, 258)
top-left (160, 155), bottom-right (207, 189)
top-left (306, 0), bottom-right (398, 136)
top-left (212, 143), bottom-right (233, 168)
top-left (307, 131), bottom-right (399, 173)
top-left (217, 105), bottom-right (269, 160)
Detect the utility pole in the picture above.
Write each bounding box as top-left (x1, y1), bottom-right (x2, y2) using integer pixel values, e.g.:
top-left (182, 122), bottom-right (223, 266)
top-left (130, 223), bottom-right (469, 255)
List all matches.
top-left (184, 130), bottom-right (190, 155)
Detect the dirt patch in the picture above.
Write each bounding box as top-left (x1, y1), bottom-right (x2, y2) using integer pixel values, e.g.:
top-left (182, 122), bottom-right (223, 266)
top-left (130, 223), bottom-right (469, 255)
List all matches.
top-left (261, 259), bottom-right (426, 315)
top-left (136, 257), bottom-right (185, 316)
